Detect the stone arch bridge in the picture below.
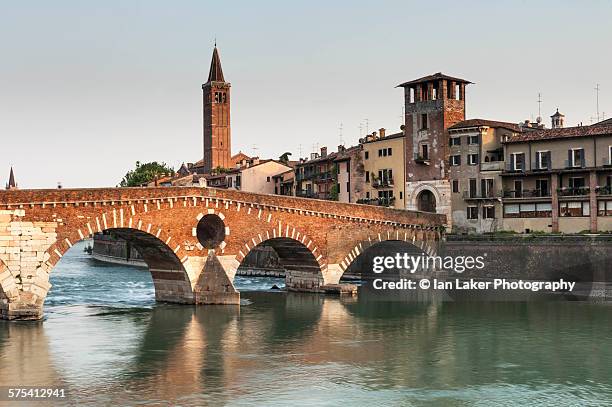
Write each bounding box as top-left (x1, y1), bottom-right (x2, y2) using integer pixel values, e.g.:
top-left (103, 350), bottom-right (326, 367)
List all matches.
top-left (0, 187), bottom-right (444, 320)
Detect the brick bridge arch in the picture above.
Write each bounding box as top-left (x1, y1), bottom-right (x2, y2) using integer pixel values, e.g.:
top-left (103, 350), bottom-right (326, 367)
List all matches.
top-left (0, 187), bottom-right (445, 320)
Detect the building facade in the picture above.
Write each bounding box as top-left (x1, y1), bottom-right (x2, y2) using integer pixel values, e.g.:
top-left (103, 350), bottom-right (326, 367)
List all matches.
top-left (293, 146), bottom-right (365, 202)
top-left (359, 128), bottom-right (406, 209)
top-left (224, 160), bottom-right (292, 195)
top-left (501, 121), bottom-right (612, 233)
top-left (447, 119), bottom-right (521, 233)
top-left (398, 73), bottom-right (471, 224)
top-left (202, 46), bottom-right (232, 173)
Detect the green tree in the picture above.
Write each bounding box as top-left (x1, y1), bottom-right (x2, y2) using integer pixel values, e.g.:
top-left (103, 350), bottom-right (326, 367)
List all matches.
top-left (279, 152), bottom-right (292, 163)
top-left (119, 161), bottom-right (175, 187)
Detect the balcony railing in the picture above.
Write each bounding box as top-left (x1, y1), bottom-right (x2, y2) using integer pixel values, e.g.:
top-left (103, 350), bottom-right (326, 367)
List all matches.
top-left (481, 161), bottom-right (504, 171)
top-left (357, 197), bottom-right (396, 207)
top-left (564, 159), bottom-right (586, 169)
top-left (531, 162), bottom-right (550, 172)
top-left (557, 187), bottom-right (590, 196)
top-left (462, 190), bottom-right (502, 199)
top-left (296, 190), bottom-right (317, 199)
top-left (505, 163), bottom-right (525, 172)
top-left (414, 155), bottom-right (430, 164)
top-left (597, 185), bottom-right (612, 195)
top-left (503, 189), bottom-right (551, 198)
top-left (372, 177), bottom-right (394, 188)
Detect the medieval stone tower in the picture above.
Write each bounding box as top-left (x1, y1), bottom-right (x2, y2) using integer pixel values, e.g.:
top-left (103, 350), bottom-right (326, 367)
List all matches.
top-left (202, 46), bottom-right (231, 173)
top-left (398, 73), bottom-right (471, 221)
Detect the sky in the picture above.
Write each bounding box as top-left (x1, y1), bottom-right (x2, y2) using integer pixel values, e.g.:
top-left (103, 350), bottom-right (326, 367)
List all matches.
top-left (1, 0), bottom-right (611, 189)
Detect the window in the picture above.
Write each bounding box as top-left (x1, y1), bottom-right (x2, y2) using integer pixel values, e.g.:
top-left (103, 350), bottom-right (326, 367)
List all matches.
top-left (467, 206), bottom-right (478, 220)
top-left (560, 201), bottom-right (589, 217)
top-left (468, 135), bottom-right (479, 145)
top-left (598, 201), bottom-right (612, 216)
top-left (365, 151), bottom-right (369, 160)
top-left (469, 179), bottom-right (477, 198)
top-left (568, 148), bottom-right (584, 168)
top-left (468, 154), bottom-right (479, 165)
top-left (378, 149), bottom-right (383, 157)
top-left (569, 177), bottom-right (585, 189)
top-left (450, 137), bottom-right (461, 146)
top-left (536, 203), bottom-right (552, 217)
top-left (608, 146), bottom-right (612, 165)
top-left (399, 191), bottom-right (403, 199)
top-left (504, 204), bottom-right (520, 217)
top-left (387, 148), bottom-right (392, 156)
top-left (421, 144), bottom-right (429, 160)
top-left (266, 176), bottom-right (271, 182)
top-left (409, 88), bottom-right (415, 103)
top-left (383, 149), bottom-right (387, 157)
top-left (346, 182), bottom-right (350, 192)
top-left (452, 179), bottom-right (459, 193)
top-left (365, 171), bottom-right (370, 183)
top-left (450, 155), bottom-right (461, 166)
top-left (535, 179), bottom-right (549, 196)
top-left (513, 180), bottom-right (523, 198)
top-left (483, 206), bottom-right (495, 219)
top-left (421, 113), bottom-right (428, 130)
top-left (536, 151), bottom-right (551, 170)
top-left (481, 179), bottom-right (494, 197)
top-left (511, 153), bottom-right (525, 171)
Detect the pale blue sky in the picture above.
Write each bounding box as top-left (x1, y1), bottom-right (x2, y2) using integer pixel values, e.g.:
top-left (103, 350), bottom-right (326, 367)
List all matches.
top-left (1, 1), bottom-right (611, 188)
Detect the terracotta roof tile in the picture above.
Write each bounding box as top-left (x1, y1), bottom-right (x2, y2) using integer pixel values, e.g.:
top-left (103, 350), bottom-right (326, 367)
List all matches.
top-left (503, 124), bottom-right (612, 143)
top-left (449, 119), bottom-right (521, 133)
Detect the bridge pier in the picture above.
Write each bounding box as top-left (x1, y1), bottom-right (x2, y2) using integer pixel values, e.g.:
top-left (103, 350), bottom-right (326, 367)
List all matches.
top-left (193, 253), bottom-right (240, 305)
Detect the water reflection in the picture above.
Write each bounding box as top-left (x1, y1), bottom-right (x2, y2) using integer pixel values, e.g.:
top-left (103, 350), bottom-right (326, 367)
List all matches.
top-left (1, 244), bottom-right (612, 405)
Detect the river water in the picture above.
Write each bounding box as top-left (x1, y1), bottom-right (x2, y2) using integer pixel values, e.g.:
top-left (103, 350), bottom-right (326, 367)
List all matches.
top-left (1, 241), bottom-right (612, 406)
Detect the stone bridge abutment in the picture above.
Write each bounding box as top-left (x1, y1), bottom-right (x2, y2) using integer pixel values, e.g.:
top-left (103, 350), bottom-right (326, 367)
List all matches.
top-left (0, 187), bottom-right (444, 320)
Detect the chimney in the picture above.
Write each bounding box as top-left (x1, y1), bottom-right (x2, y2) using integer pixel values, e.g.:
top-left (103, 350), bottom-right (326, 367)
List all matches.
top-left (338, 145), bottom-right (346, 152)
top-left (379, 128), bottom-right (386, 138)
top-left (320, 146), bottom-right (327, 158)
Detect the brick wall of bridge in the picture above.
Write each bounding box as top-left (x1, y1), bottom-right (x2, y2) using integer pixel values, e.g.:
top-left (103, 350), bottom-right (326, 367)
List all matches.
top-left (0, 187), bottom-right (444, 320)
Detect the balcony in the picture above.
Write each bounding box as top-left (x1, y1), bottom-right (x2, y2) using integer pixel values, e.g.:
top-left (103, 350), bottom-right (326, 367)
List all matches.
top-left (372, 177), bottom-right (394, 188)
top-left (503, 189), bottom-right (551, 198)
top-left (480, 161), bottom-right (504, 171)
top-left (414, 155), bottom-right (430, 165)
top-left (597, 185), bottom-right (612, 195)
top-left (462, 190), bottom-right (502, 199)
top-left (296, 190), bottom-right (317, 199)
top-left (357, 197), bottom-right (396, 207)
top-left (557, 187), bottom-right (590, 196)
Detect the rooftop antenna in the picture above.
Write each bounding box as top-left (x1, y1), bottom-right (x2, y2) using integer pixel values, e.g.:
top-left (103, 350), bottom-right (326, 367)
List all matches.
top-left (358, 122), bottom-right (364, 137)
top-left (364, 118), bottom-right (369, 134)
top-left (338, 123), bottom-right (344, 146)
top-left (251, 144), bottom-right (258, 156)
top-left (298, 144), bottom-right (303, 159)
top-left (595, 83), bottom-right (601, 122)
top-left (214, 36), bottom-right (217, 47)
top-left (537, 92), bottom-right (543, 121)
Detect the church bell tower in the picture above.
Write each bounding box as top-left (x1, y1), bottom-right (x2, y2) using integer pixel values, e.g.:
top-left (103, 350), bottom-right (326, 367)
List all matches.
top-left (202, 45), bottom-right (231, 173)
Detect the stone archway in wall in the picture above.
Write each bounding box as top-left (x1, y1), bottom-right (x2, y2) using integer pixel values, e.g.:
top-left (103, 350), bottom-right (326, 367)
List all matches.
top-left (44, 227), bottom-right (195, 305)
top-left (342, 236), bottom-right (440, 280)
top-left (236, 237), bottom-right (324, 292)
top-left (409, 184), bottom-right (443, 214)
top-left (417, 190), bottom-right (437, 213)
